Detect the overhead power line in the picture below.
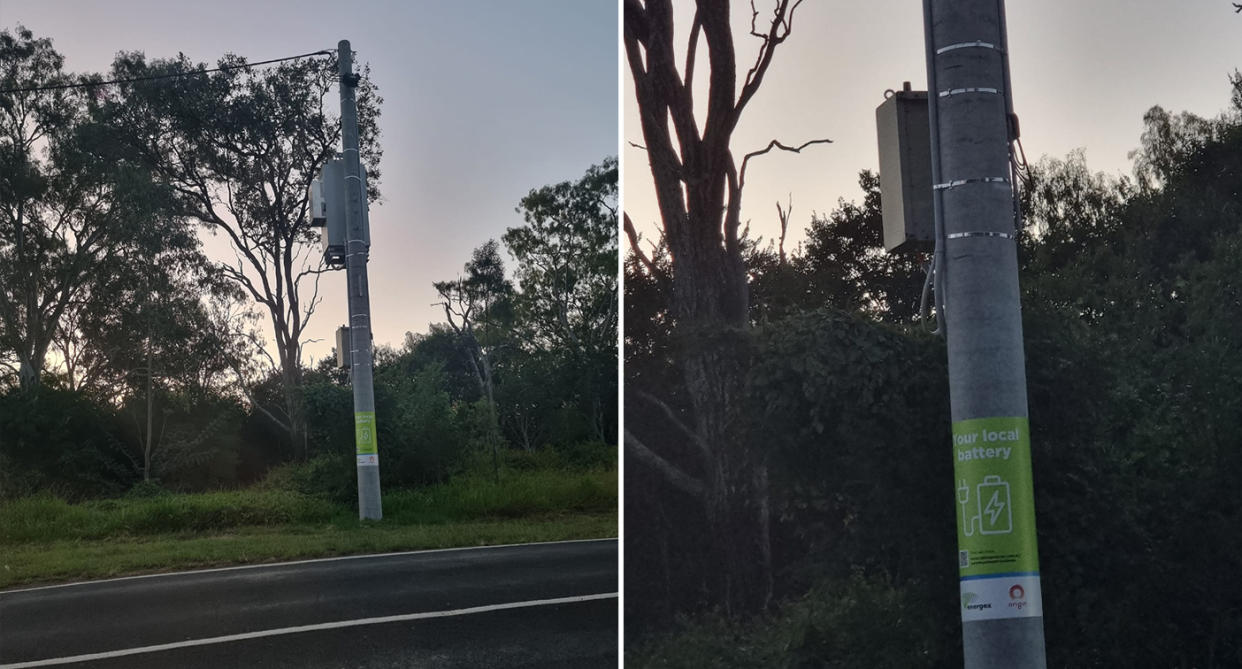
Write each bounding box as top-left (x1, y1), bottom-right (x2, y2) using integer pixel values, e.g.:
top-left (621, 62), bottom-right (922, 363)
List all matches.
top-left (0, 49), bottom-right (335, 96)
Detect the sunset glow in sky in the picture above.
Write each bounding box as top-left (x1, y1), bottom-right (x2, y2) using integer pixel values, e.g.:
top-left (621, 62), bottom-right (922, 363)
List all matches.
top-left (624, 0), bottom-right (1242, 254)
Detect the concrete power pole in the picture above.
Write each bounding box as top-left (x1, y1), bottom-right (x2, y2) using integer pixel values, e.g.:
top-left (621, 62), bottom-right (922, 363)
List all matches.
top-left (338, 40), bottom-right (382, 521)
top-left (923, 1), bottom-right (1046, 666)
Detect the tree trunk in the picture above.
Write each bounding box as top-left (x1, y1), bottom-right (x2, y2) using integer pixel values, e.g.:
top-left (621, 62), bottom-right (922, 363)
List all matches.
top-left (15, 203), bottom-right (40, 393)
top-left (281, 364), bottom-right (307, 461)
top-left (678, 319), bottom-right (771, 614)
top-left (624, 0), bottom-right (808, 616)
top-left (480, 353), bottom-right (501, 483)
top-left (17, 357), bottom-right (38, 392)
top-left (144, 331), bottom-right (154, 482)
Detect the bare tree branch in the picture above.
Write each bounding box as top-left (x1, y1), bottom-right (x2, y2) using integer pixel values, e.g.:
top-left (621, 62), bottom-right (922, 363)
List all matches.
top-left (776, 194), bottom-right (791, 265)
top-left (684, 7), bottom-right (703, 95)
top-left (625, 428), bottom-right (705, 498)
top-left (738, 137), bottom-right (833, 193)
top-left (623, 212), bottom-right (660, 277)
top-left (737, 0), bottom-right (804, 116)
top-left (632, 389), bottom-right (711, 460)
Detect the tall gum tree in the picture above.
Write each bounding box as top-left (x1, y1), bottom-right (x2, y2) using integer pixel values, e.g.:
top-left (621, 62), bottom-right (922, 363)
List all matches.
top-left (504, 157), bottom-right (619, 443)
top-left (0, 27), bottom-right (186, 392)
top-left (624, 0), bottom-right (827, 612)
top-left (434, 240), bottom-right (514, 481)
top-left (102, 51), bottom-right (382, 458)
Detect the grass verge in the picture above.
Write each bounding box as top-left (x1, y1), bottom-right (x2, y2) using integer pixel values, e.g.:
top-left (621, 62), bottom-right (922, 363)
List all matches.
top-left (0, 512), bottom-right (615, 590)
top-left (0, 467), bottom-right (616, 589)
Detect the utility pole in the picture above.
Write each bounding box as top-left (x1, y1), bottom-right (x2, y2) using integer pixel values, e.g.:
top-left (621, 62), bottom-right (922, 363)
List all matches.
top-left (923, 1), bottom-right (1046, 666)
top-left (338, 39), bottom-right (382, 520)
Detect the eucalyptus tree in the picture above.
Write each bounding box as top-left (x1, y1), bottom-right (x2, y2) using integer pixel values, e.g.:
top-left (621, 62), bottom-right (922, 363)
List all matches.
top-left (505, 157), bottom-right (618, 442)
top-left (624, 0), bottom-right (824, 612)
top-left (99, 49), bottom-right (383, 458)
top-left (0, 27), bottom-right (188, 392)
top-left (434, 240), bottom-right (514, 478)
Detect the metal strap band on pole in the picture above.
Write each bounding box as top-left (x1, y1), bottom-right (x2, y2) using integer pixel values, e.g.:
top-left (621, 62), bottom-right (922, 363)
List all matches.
top-left (934, 177), bottom-right (1010, 190)
top-left (939, 87), bottom-right (1001, 97)
top-left (946, 231), bottom-right (1017, 240)
top-left (936, 40), bottom-right (1003, 54)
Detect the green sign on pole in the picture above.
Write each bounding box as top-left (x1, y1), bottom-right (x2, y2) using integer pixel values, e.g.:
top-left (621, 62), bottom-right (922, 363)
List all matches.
top-left (952, 417), bottom-right (1042, 621)
top-left (355, 411), bottom-right (378, 465)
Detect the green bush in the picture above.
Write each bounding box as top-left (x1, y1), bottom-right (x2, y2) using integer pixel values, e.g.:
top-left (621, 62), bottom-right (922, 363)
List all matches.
top-left (381, 467), bottom-right (616, 524)
top-left (125, 480), bottom-right (173, 498)
top-left (258, 453), bottom-right (355, 503)
top-left (0, 388), bottom-right (133, 500)
top-left (377, 365), bottom-right (471, 487)
top-left (502, 447), bottom-right (565, 472)
top-left (502, 441), bottom-right (617, 472)
top-left (631, 571), bottom-right (954, 669)
top-left (554, 440), bottom-right (616, 470)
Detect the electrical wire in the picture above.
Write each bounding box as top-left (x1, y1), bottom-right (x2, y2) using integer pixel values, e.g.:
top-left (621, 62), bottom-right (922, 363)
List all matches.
top-left (923, 0), bottom-right (948, 336)
top-left (996, 0), bottom-right (1029, 233)
top-left (0, 49), bottom-right (335, 96)
top-left (918, 257), bottom-right (938, 333)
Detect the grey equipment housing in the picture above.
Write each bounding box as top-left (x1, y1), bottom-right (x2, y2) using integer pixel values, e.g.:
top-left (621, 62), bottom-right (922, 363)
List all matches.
top-left (308, 156), bottom-right (370, 267)
top-left (876, 84), bottom-right (935, 254)
top-left (335, 325), bottom-right (350, 369)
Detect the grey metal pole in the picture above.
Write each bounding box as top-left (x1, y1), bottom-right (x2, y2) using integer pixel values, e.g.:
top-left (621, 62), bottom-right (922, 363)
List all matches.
top-left (338, 39), bottom-right (382, 521)
top-left (923, 2), bottom-right (1046, 666)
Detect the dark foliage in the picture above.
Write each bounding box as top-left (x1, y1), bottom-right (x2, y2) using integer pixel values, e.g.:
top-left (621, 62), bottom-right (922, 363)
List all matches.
top-left (628, 77), bottom-right (1242, 668)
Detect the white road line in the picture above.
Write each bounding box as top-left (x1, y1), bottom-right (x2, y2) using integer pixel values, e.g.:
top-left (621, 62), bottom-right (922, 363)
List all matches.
top-left (0, 537), bottom-right (617, 595)
top-left (0, 592), bottom-right (618, 668)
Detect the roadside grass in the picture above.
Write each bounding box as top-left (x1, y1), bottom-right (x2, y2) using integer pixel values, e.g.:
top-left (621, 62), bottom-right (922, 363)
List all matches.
top-left (0, 466), bottom-right (616, 589)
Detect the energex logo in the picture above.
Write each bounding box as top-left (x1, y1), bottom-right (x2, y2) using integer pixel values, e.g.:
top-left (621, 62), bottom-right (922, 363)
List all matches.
top-left (961, 591), bottom-right (992, 612)
top-left (1008, 584), bottom-right (1027, 611)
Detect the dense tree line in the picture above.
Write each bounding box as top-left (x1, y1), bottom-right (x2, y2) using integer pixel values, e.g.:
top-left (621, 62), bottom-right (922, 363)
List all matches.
top-left (0, 26), bottom-right (617, 500)
top-left (626, 74), bottom-right (1242, 667)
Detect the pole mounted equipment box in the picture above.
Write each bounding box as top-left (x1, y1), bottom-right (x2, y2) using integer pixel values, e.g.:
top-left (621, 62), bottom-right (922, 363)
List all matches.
top-left (876, 84), bottom-right (934, 254)
top-left (310, 156), bottom-right (370, 267)
top-left (335, 325), bottom-right (350, 369)
top-left (308, 178), bottom-right (327, 226)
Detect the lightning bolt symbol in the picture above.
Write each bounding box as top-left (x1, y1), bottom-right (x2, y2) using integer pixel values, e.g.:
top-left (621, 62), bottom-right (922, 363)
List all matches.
top-left (984, 490), bottom-right (1005, 526)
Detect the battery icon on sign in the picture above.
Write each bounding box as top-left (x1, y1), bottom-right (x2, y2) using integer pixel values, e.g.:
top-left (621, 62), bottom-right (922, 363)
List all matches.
top-left (977, 475), bottom-right (1012, 535)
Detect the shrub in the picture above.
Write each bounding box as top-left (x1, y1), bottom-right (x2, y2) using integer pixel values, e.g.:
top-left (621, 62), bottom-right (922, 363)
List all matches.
top-left (125, 480), bottom-right (173, 498)
top-left (259, 453), bottom-right (355, 503)
top-left (630, 571), bottom-right (955, 669)
top-left (0, 388), bottom-right (133, 500)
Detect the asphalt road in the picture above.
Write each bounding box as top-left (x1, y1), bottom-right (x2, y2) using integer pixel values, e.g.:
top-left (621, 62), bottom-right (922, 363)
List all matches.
top-left (0, 538), bottom-right (617, 668)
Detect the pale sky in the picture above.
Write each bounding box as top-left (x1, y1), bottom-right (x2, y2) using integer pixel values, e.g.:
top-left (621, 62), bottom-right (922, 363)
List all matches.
top-left (624, 0), bottom-right (1242, 254)
top-left (0, 0), bottom-right (618, 366)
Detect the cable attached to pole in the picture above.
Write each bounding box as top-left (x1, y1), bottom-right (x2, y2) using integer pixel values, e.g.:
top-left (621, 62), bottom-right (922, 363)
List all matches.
top-left (996, 0), bottom-right (1028, 234)
top-left (923, 0), bottom-right (948, 336)
top-left (0, 49), bottom-right (335, 96)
